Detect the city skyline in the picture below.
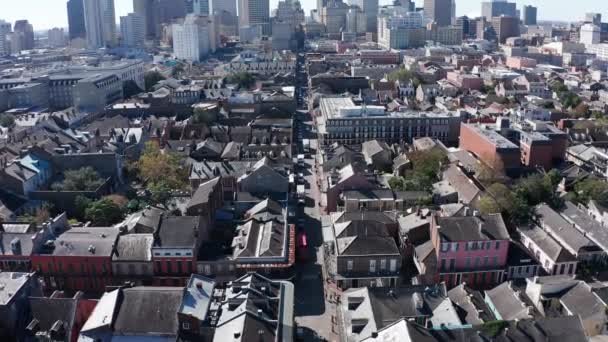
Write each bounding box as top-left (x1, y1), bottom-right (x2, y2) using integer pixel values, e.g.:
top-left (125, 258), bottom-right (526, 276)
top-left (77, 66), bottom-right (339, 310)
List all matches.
top-left (1, 0), bottom-right (608, 31)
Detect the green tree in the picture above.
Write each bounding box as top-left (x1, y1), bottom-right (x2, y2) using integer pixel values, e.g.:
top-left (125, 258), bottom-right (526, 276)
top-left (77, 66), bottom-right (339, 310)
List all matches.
top-left (137, 141), bottom-right (187, 189)
top-left (387, 68), bottom-right (421, 87)
top-left (74, 195), bottom-right (93, 221)
top-left (85, 199), bottom-right (124, 226)
top-left (172, 63), bottom-right (185, 77)
top-left (148, 181), bottom-right (174, 208)
top-left (144, 71), bottom-right (166, 91)
top-left (227, 72), bottom-right (256, 89)
top-left (123, 80), bottom-right (143, 98)
top-left (0, 114), bottom-right (15, 128)
top-left (51, 167), bottom-right (105, 191)
top-left (572, 179), bottom-right (608, 205)
top-left (388, 176), bottom-right (405, 190)
top-left (192, 106), bottom-right (218, 125)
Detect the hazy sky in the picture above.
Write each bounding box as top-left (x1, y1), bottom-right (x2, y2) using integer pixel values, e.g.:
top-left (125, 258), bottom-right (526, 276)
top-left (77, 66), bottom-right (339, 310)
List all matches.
top-left (1, 0), bottom-right (606, 30)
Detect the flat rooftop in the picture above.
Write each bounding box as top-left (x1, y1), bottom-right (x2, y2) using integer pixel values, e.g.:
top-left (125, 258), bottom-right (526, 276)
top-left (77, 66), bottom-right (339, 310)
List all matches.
top-left (464, 123), bottom-right (519, 149)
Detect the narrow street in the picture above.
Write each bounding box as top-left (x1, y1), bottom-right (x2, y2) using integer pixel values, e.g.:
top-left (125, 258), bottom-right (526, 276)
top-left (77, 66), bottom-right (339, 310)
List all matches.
top-left (292, 53), bottom-right (339, 340)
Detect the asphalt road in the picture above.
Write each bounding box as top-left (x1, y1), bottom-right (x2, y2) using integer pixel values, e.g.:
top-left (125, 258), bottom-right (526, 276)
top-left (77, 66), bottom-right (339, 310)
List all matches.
top-left (292, 109), bottom-right (339, 341)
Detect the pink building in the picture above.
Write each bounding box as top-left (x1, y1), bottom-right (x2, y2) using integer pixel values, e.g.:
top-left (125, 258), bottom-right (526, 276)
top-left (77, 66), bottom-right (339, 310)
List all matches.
top-left (506, 56), bottom-right (537, 69)
top-left (446, 71), bottom-right (483, 90)
top-left (430, 213), bottom-right (511, 289)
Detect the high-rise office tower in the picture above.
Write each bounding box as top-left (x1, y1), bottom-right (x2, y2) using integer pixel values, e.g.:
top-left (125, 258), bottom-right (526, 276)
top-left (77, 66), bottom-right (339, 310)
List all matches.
top-left (491, 15), bottom-right (519, 43)
top-left (349, 0), bottom-right (379, 32)
top-left (523, 5), bottom-right (537, 25)
top-left (397, 0), bottom-right (415, 11)
top-left (423, 0), bottom-right (453, 27)
top-left (212, 0), bottom-right (237, 16)
top-left (133, 0), bottom-right (157, 39)
top-left (481, 0), bottom-right (517, 21)
top-left (83, 0), bottom-right (116, 48)
top-left (585, 13), bottom-right (602, 26)
top-left (0, 20), bottom-right (11, 56)
top-left (172, 14), bottom-right (216, 62)
top-left (120, 13), bottom-right (145, 47)
top-left (13, 20), bottom-right (34, 50)
top-left (580, 23), bottom-right (601, 45)
top-left (187, 0), bottom-right (210, 15)
top-left (67, 0), bottom-right (86, 40)
top-left (48, 28), bottom-right (67, 47)
top-left (238, 0), bottom-right (270, 37)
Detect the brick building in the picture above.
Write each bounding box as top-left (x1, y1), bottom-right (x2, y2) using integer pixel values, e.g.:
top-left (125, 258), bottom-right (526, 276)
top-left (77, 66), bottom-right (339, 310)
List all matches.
top-left (31, 227), bottom-right (120, 292)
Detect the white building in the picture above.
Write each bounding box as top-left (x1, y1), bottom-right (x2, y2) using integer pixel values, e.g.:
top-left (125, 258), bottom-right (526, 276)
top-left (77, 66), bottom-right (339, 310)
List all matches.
top-left (120, 13), bottom-right (145, 47)
top-left (580, 23), bottom-right (601, 45)
top-left (172, 14), bottom-right (217, 62)
top-left (47, 28), bottom-right (67, 48)
top-left (83, 0), bottom-right (116, 48)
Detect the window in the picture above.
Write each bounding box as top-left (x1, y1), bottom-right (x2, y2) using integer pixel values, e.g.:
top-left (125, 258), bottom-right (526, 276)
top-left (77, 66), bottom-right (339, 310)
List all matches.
top-left (369, 260), bottom-right (376, 273)
top-left (390, 259), bottom-right (397, 272)
top-left (485, 241), bottom-right (492, 250)
top-left (568, 263), bottom-right (574, 274)
top-left (441, 259), bottom-right (447, 271)
top-left (347, 260), bottom-right (353, 271)
top-left (465, 257), bottom-right (471, 269)
top-left (475, 257), bottom-right (480, 267)
top-left (380, 259), bottom-right (387, 270)
top-left (441, 243), bottom-right (449, 252)
top-left (493, 256), bottom-right (499, 267)
top-left (495, 241), bottom-right (501, 250)
top-left (182, 322), bottom-right (190, 330)
top-left (451, 243), bottom-right (459, 252)
top-left (449, 259), bottom-right (456, 271)
top-left (560, 264), bottom-right (566, 275)
top-left (483, 256), bottom-right (489, 266)
top-left (204, 265), bottom-right (211, 275)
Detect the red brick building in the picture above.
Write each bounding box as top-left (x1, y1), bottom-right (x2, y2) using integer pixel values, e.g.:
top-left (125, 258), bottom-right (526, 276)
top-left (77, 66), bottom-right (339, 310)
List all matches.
top-left (459, 123), bottom-right (520, 175)
top-left (31, 227), bottom-right (119, 292)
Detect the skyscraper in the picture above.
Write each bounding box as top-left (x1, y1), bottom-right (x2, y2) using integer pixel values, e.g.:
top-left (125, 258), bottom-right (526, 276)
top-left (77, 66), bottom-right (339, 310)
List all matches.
top-left (187, 0), bottom-right (210, 16)
top-left (423, 0), bottom-right (454, 27)
top-left (133, 0), bottom-right (156, 39)
top-left (212, 0), bottom-right (237, 16)
top-left (83, 0), bottom-right (117, 48)
top-left (481, 1), bottom-right (517, 22)
top-left (172, 14), bottom-right (216, 61)
top-left (585, 13), bottom-right (602, 26)
top-left (13, 20), bottom-right (34, 50)
top-left (0, 20), bottom-right (11, 56)
top-left (67, 0), bottom-right (86, 40)
top-left (523, 5), bottom-right (537, 26)
top-left (349, 0), bottom-right (378, 32)
top-left (238, 0), bottom-right (270, 37)
top-left (120, 13), bottom-right (145, 47)
top-left (491, 15), bottom-right (519, 43)
top-left (48, 28), bottom-right (67, 47)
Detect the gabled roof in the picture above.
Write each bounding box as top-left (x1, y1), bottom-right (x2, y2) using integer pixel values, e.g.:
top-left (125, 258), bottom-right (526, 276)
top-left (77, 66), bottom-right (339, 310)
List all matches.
top-left (435, 213), bottom-right (509, 242)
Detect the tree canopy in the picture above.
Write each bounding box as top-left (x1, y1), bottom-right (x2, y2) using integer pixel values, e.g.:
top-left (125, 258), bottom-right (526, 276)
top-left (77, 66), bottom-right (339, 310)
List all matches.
top-left (134, 141), bottom-right (188, 208)
top-left (0, 114), bottom-right (15, 128)
top-left (144, 71), bottom-right (166, 92)
top-left (479, 170), bottom-right (564, 225)
top-left (387, 68), bottom-right (421, 88)
top-left (227, 72), bottom-right (256, 89)
top-left (85, 198), bottom-right (124, 226)
top-left (389, 149), bottom-right (447, 192)
top-left (51, 167), bottom-right (105, 191)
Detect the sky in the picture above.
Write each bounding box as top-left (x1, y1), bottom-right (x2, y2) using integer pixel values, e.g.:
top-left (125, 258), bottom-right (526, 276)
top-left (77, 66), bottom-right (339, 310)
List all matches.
top-left (0, 0), bottom-right (606, 31)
